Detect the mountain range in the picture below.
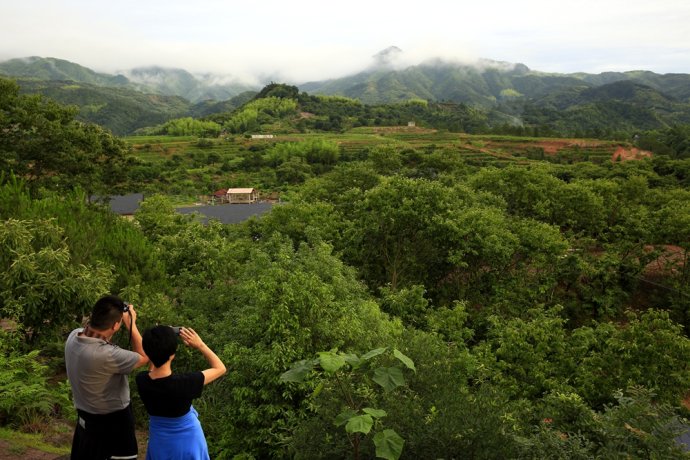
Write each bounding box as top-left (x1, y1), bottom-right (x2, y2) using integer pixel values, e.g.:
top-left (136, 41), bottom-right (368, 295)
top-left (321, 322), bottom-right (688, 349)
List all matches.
top-left (2, 53), bottom-right (690, 135)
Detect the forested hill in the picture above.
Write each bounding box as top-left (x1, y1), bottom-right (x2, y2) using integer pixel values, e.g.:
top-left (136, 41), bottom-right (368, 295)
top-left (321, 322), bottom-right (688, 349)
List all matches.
top-left (3, 56), bottom-right (690, 136)
top-left (301, 58), bottom-right (690, 105)
top-left (10, 79), bottom-right (255, 136)
top-left (0, 56), bottom-right (254, 102)
top-left (2, 75), bottom-right (690, 458)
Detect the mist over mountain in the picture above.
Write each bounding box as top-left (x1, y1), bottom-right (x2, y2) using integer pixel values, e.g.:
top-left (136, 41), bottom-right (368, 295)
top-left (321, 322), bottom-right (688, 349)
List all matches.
top-left (0, 56), bottom-right (129, 87)
top-left (2, 49), bottom-right (690, 135)
top-left (0, 57), bottom-right (256, 103)
top-left (120, 66), bottom-right (255, 102)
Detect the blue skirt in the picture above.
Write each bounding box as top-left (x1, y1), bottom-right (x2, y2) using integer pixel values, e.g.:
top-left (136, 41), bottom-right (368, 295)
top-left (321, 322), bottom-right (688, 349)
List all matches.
top-left (146, 406), bottom-right (210, 460)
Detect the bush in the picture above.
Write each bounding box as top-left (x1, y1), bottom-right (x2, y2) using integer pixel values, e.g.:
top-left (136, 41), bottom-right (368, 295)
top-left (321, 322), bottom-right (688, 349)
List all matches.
top-left (0, 348), bottom-right (74, 429)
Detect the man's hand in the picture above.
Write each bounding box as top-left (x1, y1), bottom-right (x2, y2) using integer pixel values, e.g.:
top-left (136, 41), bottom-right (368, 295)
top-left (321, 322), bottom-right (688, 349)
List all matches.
top-left (122, 304), bottom-right (137, 329)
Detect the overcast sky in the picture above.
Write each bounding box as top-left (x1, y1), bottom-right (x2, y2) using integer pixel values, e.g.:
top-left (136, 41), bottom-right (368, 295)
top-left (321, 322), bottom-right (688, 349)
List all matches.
top-left (2, 0), bottom-right (689, 83)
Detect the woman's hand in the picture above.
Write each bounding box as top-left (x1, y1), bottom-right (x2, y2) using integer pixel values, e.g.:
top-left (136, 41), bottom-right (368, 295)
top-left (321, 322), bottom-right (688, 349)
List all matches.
top-left (179, 327), bottom-right (206, 350)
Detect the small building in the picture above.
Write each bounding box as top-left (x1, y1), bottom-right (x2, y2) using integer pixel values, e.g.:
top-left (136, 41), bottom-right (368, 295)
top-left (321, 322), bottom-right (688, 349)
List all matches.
top-left (251, 134), bottom-right (274, 139)
top-left (407, 121), bottom-right (416, 127)
top-left (210, 188), bottom-right (228, 204)
top-left (227, 188), bottom-right (259, 204)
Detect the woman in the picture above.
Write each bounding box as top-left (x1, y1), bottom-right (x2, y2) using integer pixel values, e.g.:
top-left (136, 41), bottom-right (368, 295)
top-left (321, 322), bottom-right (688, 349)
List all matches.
top-left (136, 326), bottom-right (226, 460)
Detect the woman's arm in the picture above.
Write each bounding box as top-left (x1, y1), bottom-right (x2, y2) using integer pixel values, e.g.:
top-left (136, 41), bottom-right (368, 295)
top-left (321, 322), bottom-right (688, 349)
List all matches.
top-left (179, 327), bottom-right (227, 385)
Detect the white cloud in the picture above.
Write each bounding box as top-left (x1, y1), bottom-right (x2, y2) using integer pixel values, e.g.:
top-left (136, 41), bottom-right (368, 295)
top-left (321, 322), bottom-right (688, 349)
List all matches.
top-left (1, 0), bottom-right (689, 81)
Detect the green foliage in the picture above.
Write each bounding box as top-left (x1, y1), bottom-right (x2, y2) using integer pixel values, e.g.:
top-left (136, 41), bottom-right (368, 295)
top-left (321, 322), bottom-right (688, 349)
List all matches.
top-left (156, 117), bottom-right (221, 137)
top-left (0, 78), bottom-right (128, 194)
top-left (569, 310), bottom-right (690, 406)
top-left (0, 179), bottom-right (166, 293)
top-left (0, 349), bottom-right (74, 428)
top-left (223, 96), bottom-right (297, 134)
top-left (3, 88), bottom-right (690, 458)
top-left (281, 347), bottom-right (414, 460)
top-left (203, 236), bottom-right (400, 457)
top-left (0, 218), bottom-right (113, 341)
top-left (521, 387), bottom-right (688, 458)
top-left (134, 194), bottom-right (194, 242)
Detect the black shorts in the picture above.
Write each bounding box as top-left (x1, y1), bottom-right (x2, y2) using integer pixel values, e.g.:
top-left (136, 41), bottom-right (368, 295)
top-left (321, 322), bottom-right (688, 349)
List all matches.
top-left (71, 404), bottom-right (138, 460)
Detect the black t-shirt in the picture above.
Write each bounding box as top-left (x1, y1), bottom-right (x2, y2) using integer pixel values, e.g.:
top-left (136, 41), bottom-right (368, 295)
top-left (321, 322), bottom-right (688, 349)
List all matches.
top-left (136, 371), bottom-right (204, 418)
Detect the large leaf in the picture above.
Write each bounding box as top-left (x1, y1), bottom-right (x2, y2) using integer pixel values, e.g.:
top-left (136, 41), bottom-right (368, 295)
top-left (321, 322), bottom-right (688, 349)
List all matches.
top-left (345, 414), bottom-right (374, 434)
top-left (363, 407), bottom-right (387, 419)
top-left (318, 351), bottom-right (346, 373)
top-left (334, 409), bottom-right (358, 427)
top-left (343, 353), bottom-right (362, 370)
top-left (361, 347), bottom-right (387, 360)
top-left (393, 349), bottom-right (416, 373)
top-left (373, 429), bottom-right (405, 460)
top-left (279, 359), bottom-right (315, 383)
top-left (372, 367), bottom-right (405, 392)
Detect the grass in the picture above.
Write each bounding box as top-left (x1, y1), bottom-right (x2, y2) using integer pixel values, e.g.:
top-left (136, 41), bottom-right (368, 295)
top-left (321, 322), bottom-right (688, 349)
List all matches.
top-left (0, 426), bottom-right (71, 456)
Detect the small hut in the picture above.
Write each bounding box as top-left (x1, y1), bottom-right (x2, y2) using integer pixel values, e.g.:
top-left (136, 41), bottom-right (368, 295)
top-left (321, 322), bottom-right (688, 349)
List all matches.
top-left (227, 188), bottom-right (259, 204)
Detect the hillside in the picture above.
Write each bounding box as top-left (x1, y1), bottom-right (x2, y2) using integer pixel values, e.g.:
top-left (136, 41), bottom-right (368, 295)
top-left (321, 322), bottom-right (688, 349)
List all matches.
top-left (3, 55), bottom-right (690, 136)
top-left (0, 56), bottom-right (129, 87)
top-left (14, 78), bottom-right (191, 136)
top-left (0, 57), bottom-right (253, 103)
top-left (121, 66), bottom-right (255, 102)
top-left (2, 80), bottom-right (690, 458)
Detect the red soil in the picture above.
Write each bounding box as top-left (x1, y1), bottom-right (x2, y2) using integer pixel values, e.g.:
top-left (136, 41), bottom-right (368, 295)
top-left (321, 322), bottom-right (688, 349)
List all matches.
top-left (612, 146), bottom-right (653, 161)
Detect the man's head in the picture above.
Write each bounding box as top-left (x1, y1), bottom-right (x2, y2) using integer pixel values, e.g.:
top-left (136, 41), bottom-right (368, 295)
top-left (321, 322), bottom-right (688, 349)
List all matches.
top-left (142, 326), bottom-right (178, 368)
top-left (89, 295), bottom-right (127, 331)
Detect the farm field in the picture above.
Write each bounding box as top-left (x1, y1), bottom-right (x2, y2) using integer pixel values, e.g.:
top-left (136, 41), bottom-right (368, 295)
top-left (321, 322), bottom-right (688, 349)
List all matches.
top-left (122, 128), bottom-right (650, 200)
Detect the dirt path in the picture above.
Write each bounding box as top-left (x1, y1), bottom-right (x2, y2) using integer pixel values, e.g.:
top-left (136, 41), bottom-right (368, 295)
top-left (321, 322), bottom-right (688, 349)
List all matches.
top-left (0, 440), bottom-right (66, 459)
top-left (0, 429), bottom-right (148, 459)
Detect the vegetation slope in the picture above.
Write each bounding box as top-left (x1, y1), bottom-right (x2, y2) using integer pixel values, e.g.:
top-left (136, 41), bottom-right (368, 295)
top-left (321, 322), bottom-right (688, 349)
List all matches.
top-left (1, 78), bottom-right (690, 459)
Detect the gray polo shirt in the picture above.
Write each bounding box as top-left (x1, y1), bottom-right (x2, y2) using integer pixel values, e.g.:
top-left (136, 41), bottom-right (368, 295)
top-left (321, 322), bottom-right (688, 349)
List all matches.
top-left (65, 328), bottom-right (141, 414)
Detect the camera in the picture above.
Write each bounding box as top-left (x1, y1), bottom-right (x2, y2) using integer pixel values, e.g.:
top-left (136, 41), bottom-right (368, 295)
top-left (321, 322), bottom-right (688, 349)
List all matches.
top-left (120, 300), bottom-right (130, 313)
top-left (170, 326), bottom-right (182, 335)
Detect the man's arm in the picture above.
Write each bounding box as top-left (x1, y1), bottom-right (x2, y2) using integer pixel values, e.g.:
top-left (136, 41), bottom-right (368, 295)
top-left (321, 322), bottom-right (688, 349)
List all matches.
top-left (123, 305), bottom-right (148, 369)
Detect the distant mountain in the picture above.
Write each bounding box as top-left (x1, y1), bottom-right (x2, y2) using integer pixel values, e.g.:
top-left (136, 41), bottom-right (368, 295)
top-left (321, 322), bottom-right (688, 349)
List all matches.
top-left (0, 57), bottom-right (255, 103)
top-left (300, 53), bottom-right (690, 133)
top-left (121, 66), bottom-right (255, 102)
top-left (3, 52), bottom-right (690, 136)
top-left (14, 79), bottom-right (191, 135)
top-left (0, 56), bottom-right (129, 87)
top-left (301, 57), bottom-right (690, 106)
top-left (188, 91), bottom-right (257, 118)
top-left (512, 80), bottom-right (690, 133)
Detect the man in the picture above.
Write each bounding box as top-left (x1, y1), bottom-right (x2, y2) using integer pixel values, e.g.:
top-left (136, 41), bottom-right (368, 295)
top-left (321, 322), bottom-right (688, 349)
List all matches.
top-left (65, 295), bottom-right (149, 460)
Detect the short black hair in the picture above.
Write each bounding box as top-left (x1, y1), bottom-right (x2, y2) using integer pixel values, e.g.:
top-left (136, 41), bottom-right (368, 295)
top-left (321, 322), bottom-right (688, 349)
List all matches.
top-left (143, 326), bottom-right (178, 368)
top-left (90, 295), bottom-right (126, 330)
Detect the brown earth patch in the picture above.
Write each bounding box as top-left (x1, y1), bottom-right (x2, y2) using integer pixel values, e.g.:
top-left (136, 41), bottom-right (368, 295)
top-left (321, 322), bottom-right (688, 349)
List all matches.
top-left (0, 441), bottom-right (65, 460)
top-left (369, 126), bottom-right (437, 134)
top-left (642, 245), bottom-right (686, 278)
top-left (612, 146), bottom-right (653, 162)
top-left (503, 139), bottom-right (604, 155)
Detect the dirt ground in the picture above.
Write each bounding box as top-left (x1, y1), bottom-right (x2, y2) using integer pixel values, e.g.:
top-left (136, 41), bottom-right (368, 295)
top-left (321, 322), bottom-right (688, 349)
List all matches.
top-left (612, 145), bottom-right (653, 161)
top-left (0, 429), bottom-right (148, 460)
top-left (0, 441), bottom-right (65, 460)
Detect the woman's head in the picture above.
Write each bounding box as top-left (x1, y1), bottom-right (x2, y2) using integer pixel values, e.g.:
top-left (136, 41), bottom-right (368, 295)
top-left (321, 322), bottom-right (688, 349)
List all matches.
top-left (142, 326), bottom-right (178, 367)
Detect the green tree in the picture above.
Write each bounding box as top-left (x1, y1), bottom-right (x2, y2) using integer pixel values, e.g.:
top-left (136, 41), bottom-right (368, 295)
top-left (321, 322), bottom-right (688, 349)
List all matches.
top-left (344, 176), bottom-right (460, 291)
top-left (281, 347), bottom-right (414, 460)
top-left (0, 218), bottom-right (113, 341)
top-left (202, 236), bottom-right (400, 457)
top-left (0, 78), bottom-right (127, 194)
